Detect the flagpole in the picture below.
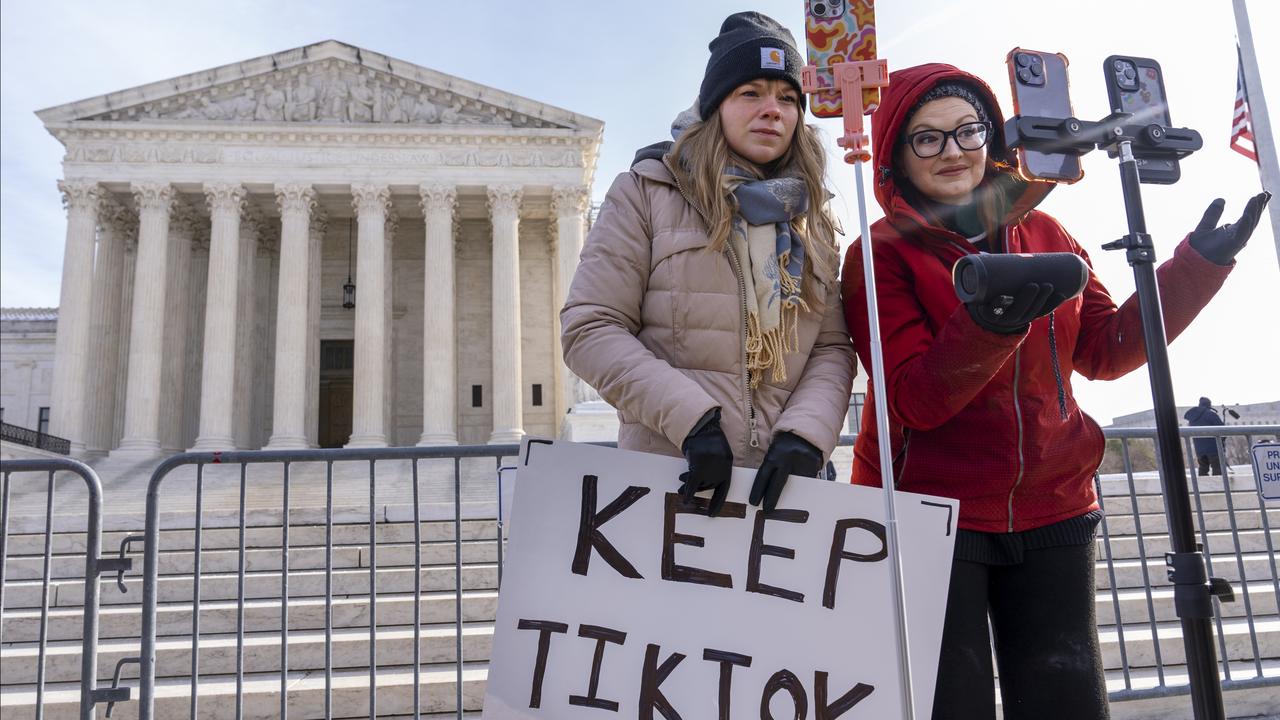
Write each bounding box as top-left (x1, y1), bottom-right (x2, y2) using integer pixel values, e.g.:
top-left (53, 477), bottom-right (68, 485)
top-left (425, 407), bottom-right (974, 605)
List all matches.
top-left (1233, 0), bottom-right (1280, 271)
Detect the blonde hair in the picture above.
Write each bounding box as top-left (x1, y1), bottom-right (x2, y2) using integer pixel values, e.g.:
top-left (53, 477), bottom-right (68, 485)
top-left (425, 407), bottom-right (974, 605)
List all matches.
top-left (669, 110), bottom-right (838, 298)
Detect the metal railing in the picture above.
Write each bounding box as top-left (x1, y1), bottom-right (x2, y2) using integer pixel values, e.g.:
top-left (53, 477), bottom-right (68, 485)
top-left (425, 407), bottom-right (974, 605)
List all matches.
top-left (2, 426), bottom-right (1278, 718)
top-left (0, 457), bottom-right (130, 719)
top-left (1, 422), bottom-right (71, 455)
top-left (134, 444), bottom-right (520, 720)
top-left (1096, 424), bottom-right (1280, 705)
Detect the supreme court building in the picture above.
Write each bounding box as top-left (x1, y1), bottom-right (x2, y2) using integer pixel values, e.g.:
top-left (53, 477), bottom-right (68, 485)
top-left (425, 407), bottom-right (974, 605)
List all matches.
top-left (29, 40), bottom-right (604, 462)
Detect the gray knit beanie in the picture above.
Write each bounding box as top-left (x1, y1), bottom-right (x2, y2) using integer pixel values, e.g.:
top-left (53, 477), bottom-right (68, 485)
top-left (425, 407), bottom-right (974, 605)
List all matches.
top-left (699, 11), bottom-right (806, 119)
top-left (907, 80), bottom-right (992, 128)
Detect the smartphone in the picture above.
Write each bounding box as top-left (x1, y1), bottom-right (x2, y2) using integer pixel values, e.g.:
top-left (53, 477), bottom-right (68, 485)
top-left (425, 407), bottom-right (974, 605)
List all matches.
top-left (805, 0), bottom-right (878, 118)
top-left (1006, 48), bottom-right (1084, 183)
top-left (1104, 55), bottom-right (1180, 184)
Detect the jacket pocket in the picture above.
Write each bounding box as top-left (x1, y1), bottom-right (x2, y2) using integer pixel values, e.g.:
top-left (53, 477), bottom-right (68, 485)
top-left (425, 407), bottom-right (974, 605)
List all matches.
top-left (651, 228), bottom-right (713, 270)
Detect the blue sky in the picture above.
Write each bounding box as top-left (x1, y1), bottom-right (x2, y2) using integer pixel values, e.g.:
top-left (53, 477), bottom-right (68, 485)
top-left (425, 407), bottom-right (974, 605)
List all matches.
top-left (2, 0), bottom-right (1277, 424)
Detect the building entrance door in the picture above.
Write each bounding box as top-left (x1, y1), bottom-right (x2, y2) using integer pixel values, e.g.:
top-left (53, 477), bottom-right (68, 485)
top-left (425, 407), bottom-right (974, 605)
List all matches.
top-left (318, 340), bottom-right (354, 448)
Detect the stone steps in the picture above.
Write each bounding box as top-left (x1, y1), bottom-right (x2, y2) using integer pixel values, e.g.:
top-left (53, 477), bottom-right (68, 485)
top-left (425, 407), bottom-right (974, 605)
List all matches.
top-left (1, 563), bottom-right (501, 608)
top-left (1101, 508), bottom-right (1280, 536)
top-left (1, 519), bottom-right (500, 556)
top-left (0, 663), bottom-right (490, 719)
top-left (1, 538), bottom-right (500, 580)
top-left (3, 483), bottom-right (1279, 719)
top-left (1097, 581), bottom-right (1279, 625)
top-left (3, 622), bottom-right (497, 685)
top-left (1097, 552), bottom-right (1276, 590)
top-left (2, 587), bottom-right (500, 643)
top-left (1098, 528), bottom-right (1278, 560)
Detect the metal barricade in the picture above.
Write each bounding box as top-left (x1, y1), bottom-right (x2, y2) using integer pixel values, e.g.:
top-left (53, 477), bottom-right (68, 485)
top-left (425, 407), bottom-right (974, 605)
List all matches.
top-left (1096, 424), bottom-right (1280, 706)
top-left (97, 425), bottom-right (1280, 717)
top-left (135, 444), bottom-right (518, 720)
top-left (0, 457), bottom-right (131, 719)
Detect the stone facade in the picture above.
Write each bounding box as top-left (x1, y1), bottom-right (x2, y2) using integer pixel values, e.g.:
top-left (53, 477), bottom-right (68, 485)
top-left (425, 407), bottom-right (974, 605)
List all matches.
top-left (0, 309), bottom-right (57, 431)
top-left (26, 40), bottom-right (602, 467)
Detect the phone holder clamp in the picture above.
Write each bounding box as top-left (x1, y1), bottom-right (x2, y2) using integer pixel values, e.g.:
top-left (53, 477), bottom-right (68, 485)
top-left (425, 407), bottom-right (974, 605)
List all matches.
top-left (1004, 115), bottom-right (1101, 158)
top-left (1101, 231), bottom-right (1155, 266)
top-left (1007, 112), bottom-right (1203, 168)
top-left (802, 58), bottom-right (889, 164)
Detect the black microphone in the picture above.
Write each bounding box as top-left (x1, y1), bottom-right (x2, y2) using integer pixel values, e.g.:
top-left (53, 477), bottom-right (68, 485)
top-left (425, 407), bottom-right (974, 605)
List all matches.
top-left (953, 252), bottom-right (1090, 307)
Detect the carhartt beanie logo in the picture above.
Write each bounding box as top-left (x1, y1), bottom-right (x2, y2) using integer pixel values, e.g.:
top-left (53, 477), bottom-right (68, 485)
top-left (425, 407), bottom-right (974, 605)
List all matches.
top-left (698, 11), bottom-right (806, 120)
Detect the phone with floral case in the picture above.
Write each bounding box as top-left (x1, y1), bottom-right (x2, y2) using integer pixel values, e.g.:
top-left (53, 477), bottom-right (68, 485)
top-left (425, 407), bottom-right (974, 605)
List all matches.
top-left (805, 0), bottom-right (878, 118)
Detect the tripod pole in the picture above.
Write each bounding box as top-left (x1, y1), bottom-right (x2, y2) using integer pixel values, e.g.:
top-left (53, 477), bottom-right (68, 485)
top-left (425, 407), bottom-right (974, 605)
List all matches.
top-left (1112, 140), bottom-right (1226, 720)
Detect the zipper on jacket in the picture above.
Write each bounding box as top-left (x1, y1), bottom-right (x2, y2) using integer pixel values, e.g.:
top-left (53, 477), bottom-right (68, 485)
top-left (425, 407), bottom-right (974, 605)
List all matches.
top-left (724, 240), bottom-right (761, 449)
top-left (665, 161), bottom-right (759, 450)
top-left (1004, 226), bottom-right (1025, 533)
top-left (1007, 345), bottom-right (1026, 532)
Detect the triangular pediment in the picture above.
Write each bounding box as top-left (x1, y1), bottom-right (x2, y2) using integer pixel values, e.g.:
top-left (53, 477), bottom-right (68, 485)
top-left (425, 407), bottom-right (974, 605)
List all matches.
top-left (36, 40), bottom-right (601, 133)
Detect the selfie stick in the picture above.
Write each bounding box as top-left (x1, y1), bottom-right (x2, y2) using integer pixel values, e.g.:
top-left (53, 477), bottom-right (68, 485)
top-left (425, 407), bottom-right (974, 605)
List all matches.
top-left (803, 58), bottom-right (919, 720)
top-left (1008, 110), bottom-right (1231, 720)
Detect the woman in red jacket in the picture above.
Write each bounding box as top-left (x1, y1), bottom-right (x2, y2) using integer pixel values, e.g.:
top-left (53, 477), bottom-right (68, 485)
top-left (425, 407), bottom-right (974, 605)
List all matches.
top-left (842, 63), bottom-right (1269, 719)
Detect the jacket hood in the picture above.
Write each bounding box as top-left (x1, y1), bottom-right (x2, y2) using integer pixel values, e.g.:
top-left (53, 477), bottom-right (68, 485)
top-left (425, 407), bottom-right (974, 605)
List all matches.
top-left (870, 63), bottom-right (1052, 239)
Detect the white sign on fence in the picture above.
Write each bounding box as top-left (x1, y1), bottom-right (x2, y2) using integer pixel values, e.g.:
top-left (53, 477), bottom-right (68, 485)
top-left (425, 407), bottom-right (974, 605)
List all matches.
top-left (482, 439), bottom-right (958, 719)
top-left (1253, 441), bottom-right (1280, 503)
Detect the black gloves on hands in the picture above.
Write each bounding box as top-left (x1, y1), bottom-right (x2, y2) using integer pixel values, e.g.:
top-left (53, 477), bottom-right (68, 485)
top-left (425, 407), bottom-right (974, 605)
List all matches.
top-left (750, 431), bottom-right (822, 513)
top-left (965, 282), bottom-right (1059, 335)
top-left (679, 409), bottom-right (733, 516)
top-left (1188, 192), bottom-right (1272, 265)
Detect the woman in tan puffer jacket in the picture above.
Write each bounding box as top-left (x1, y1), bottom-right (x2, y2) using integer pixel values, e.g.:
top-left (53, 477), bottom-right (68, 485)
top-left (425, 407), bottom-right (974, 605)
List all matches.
top-left (560, 11), bottom-right (855, 515)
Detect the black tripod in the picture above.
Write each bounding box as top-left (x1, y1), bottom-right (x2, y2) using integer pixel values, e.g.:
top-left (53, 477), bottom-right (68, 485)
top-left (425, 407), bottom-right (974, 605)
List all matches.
top-left (1007, 112), bottom-right (1234, 720)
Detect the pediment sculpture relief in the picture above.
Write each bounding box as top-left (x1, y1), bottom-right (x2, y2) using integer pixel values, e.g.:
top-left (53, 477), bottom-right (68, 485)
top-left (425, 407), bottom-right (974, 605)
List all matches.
top-left (87, 62), bottom-right (559, 129)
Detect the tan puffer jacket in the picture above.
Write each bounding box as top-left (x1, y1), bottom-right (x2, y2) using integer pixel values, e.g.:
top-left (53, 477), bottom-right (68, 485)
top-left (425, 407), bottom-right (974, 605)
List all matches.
top-left (561, 156), bottom-right (856, 469)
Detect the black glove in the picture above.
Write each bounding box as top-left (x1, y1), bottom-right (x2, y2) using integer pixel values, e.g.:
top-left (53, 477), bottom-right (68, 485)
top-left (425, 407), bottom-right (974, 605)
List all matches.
top-left (1188, 192), bottom-right (1272, 265)
top-left (750, 431), bottom-right (822, 513)
top-left (966, 281), bottom-right (1058, 334)
top-left (679, 409), bottom-right (733, 516)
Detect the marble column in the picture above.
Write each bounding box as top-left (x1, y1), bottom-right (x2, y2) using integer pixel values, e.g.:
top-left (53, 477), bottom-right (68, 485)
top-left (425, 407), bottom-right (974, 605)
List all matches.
top-left (49, 180), bottom-right (101, 453)
top-left (112, 233), bottom-right (138, 449)
top-left (305, 210), bottom-right (327, 447)
top-left (382, 210), bottom-right (398, 443)
top-left (84, 199), bottom-right (131, 456)
top-left (160, 200), bottom-right (197, 454)
top-left (417, 184), bottom-right (458, 445)
top-left (182, 230), bottom-right (210, 447)
top-left (234, 213), bottom-right (264, 449)
top-left (487, 184), bottom-right (524, 444)
top-left (267, 183), bottom-right (317, 448)
top-left (190, 183), bottom-right (246, 451)
top-left (347, 183), bottom-right (391, 448)
top-left (114, 182), bottom-right (174, 457)
top-left (551, 185), bottom-right (590, 423)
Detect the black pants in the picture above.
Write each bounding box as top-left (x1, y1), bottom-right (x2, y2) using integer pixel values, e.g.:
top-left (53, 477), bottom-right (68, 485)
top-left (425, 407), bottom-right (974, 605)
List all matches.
top-left (1197, 454), bottom-right (1222, 476)
top-left (931, 543), bottom-right (1109, 720)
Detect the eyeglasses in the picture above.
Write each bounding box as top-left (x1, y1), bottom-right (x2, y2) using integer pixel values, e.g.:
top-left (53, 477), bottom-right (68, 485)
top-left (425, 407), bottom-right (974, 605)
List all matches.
top-left (902, 121), bottom-right (991, 159)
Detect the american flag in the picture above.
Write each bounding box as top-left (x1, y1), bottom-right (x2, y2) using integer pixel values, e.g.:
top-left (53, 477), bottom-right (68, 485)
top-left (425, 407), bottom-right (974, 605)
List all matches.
top-left (1231, 47), bottom-right (1258, 163)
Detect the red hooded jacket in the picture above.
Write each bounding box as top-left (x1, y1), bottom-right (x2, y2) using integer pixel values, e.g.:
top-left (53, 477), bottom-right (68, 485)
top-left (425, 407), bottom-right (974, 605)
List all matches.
top-left (842, 64), bottom-right (1232, 533)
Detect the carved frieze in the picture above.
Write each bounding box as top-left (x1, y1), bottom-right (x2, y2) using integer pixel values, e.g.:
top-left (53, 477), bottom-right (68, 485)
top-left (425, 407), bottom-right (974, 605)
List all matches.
top-left (80, 60), bottom-right (563, 129)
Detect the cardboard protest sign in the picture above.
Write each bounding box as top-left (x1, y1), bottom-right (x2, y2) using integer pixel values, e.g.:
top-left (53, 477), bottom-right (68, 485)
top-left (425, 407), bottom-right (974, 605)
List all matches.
top-left (483, 440), bottom-right (958, 719)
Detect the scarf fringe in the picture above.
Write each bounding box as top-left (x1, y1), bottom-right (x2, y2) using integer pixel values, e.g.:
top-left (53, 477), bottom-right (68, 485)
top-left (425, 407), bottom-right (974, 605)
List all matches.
top-left (745, 283), bottom-right (809, 389)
